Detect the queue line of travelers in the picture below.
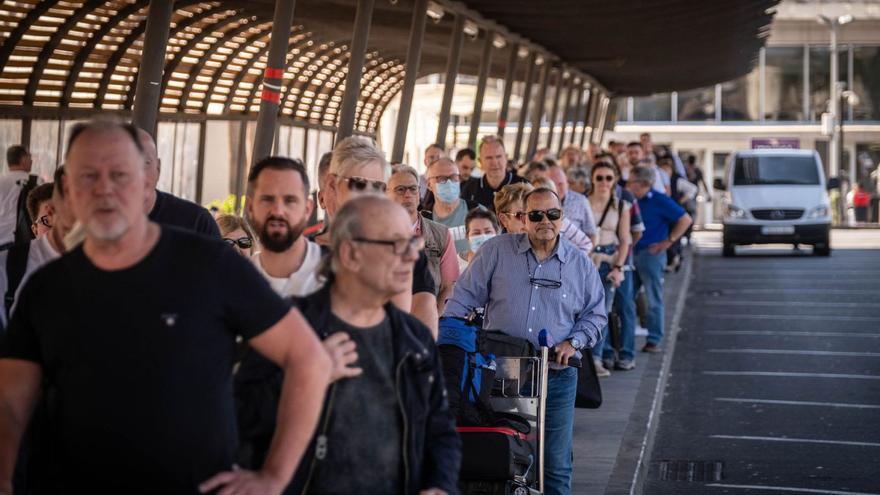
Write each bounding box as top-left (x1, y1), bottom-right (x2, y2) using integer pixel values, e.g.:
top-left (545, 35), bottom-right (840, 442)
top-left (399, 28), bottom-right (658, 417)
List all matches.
top-left (0, 123), bottom-right (692, 495)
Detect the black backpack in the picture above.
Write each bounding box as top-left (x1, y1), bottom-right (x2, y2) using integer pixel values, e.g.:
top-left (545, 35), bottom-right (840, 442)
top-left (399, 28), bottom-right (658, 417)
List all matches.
top-left (14, 175), bottom-right (38, 246)
top-left (3, 241), bottom-right (30, 324)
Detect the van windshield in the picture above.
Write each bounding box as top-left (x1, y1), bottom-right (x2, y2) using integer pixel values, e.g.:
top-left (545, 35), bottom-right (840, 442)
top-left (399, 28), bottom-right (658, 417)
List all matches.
top-left (733, 155), bottom-right (820, 186)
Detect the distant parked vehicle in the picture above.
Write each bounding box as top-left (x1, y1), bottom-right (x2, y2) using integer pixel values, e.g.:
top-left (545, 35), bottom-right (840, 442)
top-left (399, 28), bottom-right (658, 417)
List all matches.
top-left (714, 149), bottom-right (839, 257)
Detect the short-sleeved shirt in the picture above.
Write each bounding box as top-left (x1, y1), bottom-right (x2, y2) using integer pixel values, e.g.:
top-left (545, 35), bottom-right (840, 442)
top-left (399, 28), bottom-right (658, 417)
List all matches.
top-left (460, 171), bottom-right (525, 212)
top-left (0, 170), bottom-right (37, 246)
top-left (0, 225), bottom-right (289, 491)
top-left (433, 201), bottom-right (469, 254)
top-left (149, 190), bottom-right (220, 238)
top-left (252, 240), bottom-right (324, 298)
top-left (634, 191), bottom-right (686, 251)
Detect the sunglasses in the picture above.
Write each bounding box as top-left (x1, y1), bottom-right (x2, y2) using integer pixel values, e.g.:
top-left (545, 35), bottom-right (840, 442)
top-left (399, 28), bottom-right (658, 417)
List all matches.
top-left (223, 237), bottom-right (253, 250)
top-left (339, 175), bottom-right (387, 193)
top-left (526, 208), bottom-right (562, 222)
top-left (594, 175), bottom-right (615, 182)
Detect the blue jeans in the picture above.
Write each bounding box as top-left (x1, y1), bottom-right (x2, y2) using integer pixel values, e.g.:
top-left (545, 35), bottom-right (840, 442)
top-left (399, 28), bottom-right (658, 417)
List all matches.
top-left (544, 367), bottom-right (578, 495)
top-left (592, 263), bottom-right (615, 360)
top-left (633, 249), bottom-right (666, 346)
top-left (608, 265), bottom-right (636, 361)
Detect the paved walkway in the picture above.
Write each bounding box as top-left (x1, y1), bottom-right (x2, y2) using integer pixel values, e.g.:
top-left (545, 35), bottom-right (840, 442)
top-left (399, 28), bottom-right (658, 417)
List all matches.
top-left (571, 244), bottom-right (693, 495)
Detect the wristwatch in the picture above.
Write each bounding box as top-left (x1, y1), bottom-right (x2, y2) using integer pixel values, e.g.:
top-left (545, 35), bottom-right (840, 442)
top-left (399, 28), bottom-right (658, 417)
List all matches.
top-left (613, 264), bottom-right (623, 271)
top-left (570, 337), bottom-right (584, 350)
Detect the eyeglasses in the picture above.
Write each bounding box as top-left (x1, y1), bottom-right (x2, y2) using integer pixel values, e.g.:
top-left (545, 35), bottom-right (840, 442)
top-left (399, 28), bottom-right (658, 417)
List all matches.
top-left (526, 254), bottom-right (562, 289)
top-left (339, 175), bottom-right (387, 193)
top-left (429, 174), bottom-right (460, 184)
top-left (503, 210), bottom-right (525, 220)
top-left (34, 215), bottom-right (52, 229)
top-left (223, 237), bottom-right (253, 250)
top-left (526, 208), bottom-right (562, 222)
top-left (352, 235), bottom-right (425, 256)
top-left (594, 175), bottom-right (615, 183)
top-left (392, 185), bottom-right (419, 195)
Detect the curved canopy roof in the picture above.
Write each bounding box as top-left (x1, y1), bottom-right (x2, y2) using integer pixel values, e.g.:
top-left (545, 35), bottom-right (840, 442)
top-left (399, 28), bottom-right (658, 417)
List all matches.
top-left (0, 0), bottom-right (777, 135)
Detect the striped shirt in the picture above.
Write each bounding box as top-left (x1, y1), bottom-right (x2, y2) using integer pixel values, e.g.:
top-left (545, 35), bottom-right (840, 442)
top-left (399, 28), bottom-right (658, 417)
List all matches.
top-left (444, 233), bottom-right (606, 351)
top-left (562, 191), bottom-right (597, 237)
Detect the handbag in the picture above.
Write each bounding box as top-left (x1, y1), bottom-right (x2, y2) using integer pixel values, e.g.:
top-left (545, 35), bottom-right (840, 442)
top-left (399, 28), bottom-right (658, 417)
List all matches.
top-left (574, 353), bottom-right (603, 409)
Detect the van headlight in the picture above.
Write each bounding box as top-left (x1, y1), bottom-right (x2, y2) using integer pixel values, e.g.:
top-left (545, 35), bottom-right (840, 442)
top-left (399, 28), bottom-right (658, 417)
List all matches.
top-left (806, 205), bottom-right (830, 219)
top-left (725, 205), bottom-right (746, 219)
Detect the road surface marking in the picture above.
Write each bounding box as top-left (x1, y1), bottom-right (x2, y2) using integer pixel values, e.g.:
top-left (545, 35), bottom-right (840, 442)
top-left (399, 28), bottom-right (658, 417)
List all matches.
top-left (714, 397), bottom-right (880, 409)
top-left (706, 314), bottom-right (880, 322)
top-left (703, 371), bottom-right (880, 380)
top-left (708, 348), bottom-right (880, 357)
top-left (705, 331), bottom-right (880, 338)
top-left (706, 483), bottom-right (880, 495)
top-left (710, 435), bottom-right (880, 447)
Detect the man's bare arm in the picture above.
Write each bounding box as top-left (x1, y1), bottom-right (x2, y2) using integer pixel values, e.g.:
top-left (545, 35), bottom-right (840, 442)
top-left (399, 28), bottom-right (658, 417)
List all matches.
top-left (411, 292), bottom-right (439, 339)
top-left (0, 359), bottom-right (42, 491)
top-left (200, 309), bottom-right (331, 494)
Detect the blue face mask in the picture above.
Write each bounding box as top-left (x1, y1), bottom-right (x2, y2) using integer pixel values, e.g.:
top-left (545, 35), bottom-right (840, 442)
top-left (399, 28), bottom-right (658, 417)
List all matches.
top-left (435, 180), bottom-right (460, 203)
top-left (469, 233), bottom-right (495, 253)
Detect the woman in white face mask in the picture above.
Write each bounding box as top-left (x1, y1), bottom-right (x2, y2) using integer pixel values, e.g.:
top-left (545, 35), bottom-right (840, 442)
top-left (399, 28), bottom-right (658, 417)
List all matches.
top-left (458, 208), bottom-right (499, 273)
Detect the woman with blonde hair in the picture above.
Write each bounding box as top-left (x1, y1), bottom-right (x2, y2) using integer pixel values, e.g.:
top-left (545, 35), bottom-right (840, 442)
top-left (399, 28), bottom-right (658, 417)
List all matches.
top-left (215, 214), bottom-right (255, 258)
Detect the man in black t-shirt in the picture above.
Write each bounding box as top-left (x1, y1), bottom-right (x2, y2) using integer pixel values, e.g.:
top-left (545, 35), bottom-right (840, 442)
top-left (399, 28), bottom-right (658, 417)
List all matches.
top-left (236, 196), bottom-right (459, 494)
top-left (136, 128), bottom-right (220, 237)
top-left (460, 136), bottom-right (525, 212)
top-left (0, 121), bottom-right (331, 494)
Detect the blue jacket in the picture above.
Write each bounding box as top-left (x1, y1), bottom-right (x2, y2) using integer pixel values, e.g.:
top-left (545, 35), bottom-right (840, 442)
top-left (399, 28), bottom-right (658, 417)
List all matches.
top-left (235, 283), bottom-right (461, 494)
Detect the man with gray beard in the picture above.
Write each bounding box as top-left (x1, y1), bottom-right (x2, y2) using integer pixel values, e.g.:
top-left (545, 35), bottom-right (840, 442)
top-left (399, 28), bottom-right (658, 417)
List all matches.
top-left (246, 157), bottom-right (323, 297)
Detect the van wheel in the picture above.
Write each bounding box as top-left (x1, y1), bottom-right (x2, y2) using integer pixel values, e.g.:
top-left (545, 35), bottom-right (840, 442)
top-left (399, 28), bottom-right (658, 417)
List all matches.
top-left (814, 243), bottom-right (831, 256)
top-left (722, 243), bottom-right (735, 257)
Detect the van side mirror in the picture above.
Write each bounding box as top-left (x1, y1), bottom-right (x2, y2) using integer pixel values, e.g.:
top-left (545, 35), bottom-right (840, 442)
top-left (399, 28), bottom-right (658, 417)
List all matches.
top-left (713, 178), bottom-right (726, 191)
top-left (826, 177), bottom-right (840, 190)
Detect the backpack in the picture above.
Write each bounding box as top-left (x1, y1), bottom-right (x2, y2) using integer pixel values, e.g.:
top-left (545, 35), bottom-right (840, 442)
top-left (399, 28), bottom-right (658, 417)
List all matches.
top-left (14, 175), bottom-right (38, 246)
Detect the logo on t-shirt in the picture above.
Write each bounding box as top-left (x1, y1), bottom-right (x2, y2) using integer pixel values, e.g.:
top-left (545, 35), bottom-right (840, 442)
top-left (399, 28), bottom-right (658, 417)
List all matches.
top-left (161, 313), bottom-right (178, 327)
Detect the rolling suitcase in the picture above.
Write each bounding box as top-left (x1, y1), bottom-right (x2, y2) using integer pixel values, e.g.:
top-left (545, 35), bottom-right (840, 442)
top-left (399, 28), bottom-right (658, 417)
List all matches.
top-left (458, 426), bottom-right (535, 495)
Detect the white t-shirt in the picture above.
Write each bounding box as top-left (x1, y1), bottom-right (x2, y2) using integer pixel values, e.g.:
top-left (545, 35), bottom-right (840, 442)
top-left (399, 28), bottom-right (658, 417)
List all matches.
top-left (251, 240), bottom-right (324, 298)
top-left (0, 170), bottom-right (32, 246)
top-left (0, 234), bottom-right (61, 327)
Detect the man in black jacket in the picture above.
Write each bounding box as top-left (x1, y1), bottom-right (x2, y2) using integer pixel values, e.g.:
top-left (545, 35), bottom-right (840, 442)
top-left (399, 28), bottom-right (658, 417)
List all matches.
top-left (236, 195), bottom-right (460, 495)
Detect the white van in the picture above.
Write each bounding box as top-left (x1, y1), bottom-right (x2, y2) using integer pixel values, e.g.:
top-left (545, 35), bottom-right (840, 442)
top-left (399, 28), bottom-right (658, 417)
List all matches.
top-left (714, 149), bottom-right (838, 256)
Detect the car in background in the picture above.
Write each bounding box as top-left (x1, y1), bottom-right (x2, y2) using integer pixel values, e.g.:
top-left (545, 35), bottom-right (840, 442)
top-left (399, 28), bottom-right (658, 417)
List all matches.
top-left (714, 149), bottom-right (838, 256)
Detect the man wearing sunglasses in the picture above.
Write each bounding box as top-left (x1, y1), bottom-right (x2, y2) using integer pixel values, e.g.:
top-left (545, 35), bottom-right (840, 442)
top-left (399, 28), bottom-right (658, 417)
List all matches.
top-left (318, 137), bottom-right (439, 336)
top-left (530, 162), bottom-right (598, 245)
top-left (246, 157), bottom-right (322, 298)
top-left (444, 186), bottom-right (606, 495)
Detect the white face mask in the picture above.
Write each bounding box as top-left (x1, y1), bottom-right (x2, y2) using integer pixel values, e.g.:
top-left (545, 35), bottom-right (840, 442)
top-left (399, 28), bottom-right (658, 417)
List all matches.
top-left (468, 233), bottom-right (495, 253)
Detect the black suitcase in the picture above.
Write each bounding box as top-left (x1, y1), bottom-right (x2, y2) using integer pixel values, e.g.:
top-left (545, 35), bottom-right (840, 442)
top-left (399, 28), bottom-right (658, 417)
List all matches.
top-left (457, 426), bottom-right (536, 489)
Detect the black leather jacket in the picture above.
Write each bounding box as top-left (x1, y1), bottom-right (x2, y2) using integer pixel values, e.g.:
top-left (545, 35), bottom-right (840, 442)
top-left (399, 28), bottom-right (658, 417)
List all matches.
top-left (235, 284), bottom-right (461, 494)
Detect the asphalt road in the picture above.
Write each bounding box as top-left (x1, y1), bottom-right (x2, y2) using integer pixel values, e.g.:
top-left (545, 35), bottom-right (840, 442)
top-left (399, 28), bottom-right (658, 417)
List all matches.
top-left (643, 230), bottom-right (880, 495)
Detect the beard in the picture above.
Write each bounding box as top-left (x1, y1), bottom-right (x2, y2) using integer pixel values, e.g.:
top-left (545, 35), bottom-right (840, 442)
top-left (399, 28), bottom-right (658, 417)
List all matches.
top-left (258, 215), bottom-right (306, 253)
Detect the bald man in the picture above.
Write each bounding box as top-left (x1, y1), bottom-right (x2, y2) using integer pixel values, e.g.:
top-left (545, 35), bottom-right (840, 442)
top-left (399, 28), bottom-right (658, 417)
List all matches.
top-left (137, 128), bottom-right (219, 237)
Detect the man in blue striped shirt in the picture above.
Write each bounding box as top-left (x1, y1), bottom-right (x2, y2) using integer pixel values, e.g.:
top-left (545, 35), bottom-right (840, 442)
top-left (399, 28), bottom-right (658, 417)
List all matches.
top-left (444, 187), bottom-right (606, 495)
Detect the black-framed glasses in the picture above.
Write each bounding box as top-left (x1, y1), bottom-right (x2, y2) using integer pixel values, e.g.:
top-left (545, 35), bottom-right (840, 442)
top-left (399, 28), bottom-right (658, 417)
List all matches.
top-left (526, 208), bottom-right (562, 222)
top-left (392, 185), bottom-right (419, 195)
top-left (593, 175), bottom-right (615, 182)
top-left (34, 215), bottom-right (52, 229)
top-left (526, 255), bottom-right (562, 289)
top-left (339, 175), bottom-right (387, 193)
top-left (352, 235), bottom-right (425, 256)
top-left (224, 237), bottom-right (253, 250)
top-left (429, 174), bottom-right (460, 184)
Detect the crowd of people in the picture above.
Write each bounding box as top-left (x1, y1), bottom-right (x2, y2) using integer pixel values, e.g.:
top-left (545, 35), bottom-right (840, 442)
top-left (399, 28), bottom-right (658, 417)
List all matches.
top-left (0, 122), bottom-right (693, 495)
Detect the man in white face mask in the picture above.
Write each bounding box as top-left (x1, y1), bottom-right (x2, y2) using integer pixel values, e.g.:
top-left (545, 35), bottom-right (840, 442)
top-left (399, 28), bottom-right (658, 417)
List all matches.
top-left (419, 157), bottom-right (483, 255)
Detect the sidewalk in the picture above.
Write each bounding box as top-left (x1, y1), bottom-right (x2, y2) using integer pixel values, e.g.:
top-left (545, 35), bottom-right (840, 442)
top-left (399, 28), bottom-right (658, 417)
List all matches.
top-left (571, 248), bottom-right (693, 494)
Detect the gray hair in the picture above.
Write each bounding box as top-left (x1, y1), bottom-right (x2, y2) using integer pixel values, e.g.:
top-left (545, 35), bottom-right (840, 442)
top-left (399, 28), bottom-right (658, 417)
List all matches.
top-left (567, 166), bottom-right (589, 186)
top-left (630, 165), bottom-right (656, 187)
top-left (330, 136), bottom-right (391, 181)
top-left (426, 156), bottom-right (456, 173)
top-left (391, 164), bottom-right (419, 183)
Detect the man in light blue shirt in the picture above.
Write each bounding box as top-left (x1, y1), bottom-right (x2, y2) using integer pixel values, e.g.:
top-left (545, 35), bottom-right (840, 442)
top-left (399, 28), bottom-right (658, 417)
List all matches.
top-left (444, 187), bottom-right (606, 495)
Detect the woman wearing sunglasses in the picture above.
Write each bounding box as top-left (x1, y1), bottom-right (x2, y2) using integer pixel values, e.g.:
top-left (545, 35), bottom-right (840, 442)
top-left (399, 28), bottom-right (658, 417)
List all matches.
top-left (216, 214), bottom-right (255, 258)
top-left (587, 162), bottom-right (633, 377)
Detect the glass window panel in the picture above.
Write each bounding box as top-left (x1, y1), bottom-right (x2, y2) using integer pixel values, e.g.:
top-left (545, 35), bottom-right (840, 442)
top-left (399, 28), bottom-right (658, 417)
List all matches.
top-left (764, 46), bottom-right (805, 121)
top-left (0, 119), bottom-right (22, 173)
top-left (677, 86), bottom-right (716, 121)
top-left (808, 46), bottom-right (847, 121)
top-left (29, 120), bottom-right (60, 182)
top-left (201, 121), bottom-right (234, 207)
top-left (721, 70), bottom-right (759, 121)
top-left (852, 46), bottom-right (880, 121)
top-left (632, 93), bottom-right (671, 121)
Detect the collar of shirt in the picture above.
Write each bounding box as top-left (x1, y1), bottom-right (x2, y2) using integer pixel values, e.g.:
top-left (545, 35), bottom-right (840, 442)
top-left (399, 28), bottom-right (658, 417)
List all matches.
top-left (513, 232), bottom-right (569, 264)
top-left (645, 190), bottom-right (654, 200)
top-left (480, 171), bottom-right (514, 190)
